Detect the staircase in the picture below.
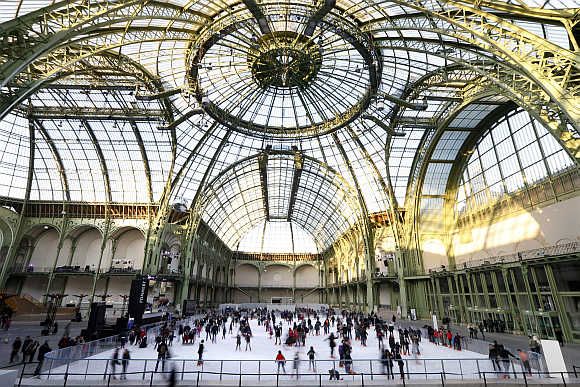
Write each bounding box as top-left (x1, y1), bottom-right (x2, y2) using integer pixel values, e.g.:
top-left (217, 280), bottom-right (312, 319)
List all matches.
top-left (5, 294), bottom-right (45, 314)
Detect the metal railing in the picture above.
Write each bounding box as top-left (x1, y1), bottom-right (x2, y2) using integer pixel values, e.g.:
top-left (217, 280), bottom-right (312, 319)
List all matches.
top-left (33, 356), bottom-right (552, 383)
top-left (12, 365), bottom-right (578, 387)
top-left (43, 315), bottom-right (200, 370)
top-left (462, 242), bottom-right (579, 269)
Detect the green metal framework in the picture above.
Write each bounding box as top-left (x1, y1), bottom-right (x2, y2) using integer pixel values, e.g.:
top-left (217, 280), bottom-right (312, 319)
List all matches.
top-left (0, 0), bottom-right (577, 315)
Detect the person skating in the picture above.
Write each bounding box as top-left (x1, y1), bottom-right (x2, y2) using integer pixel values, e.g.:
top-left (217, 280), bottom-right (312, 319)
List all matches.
top-left (292, 352), bottom-right (300, 379)
top-left (517, 349), bottom-right (531, 375)
top-left (33, 341), bottom-right (51, 377)
top-left (111, 347), bottom-right (120, 379)
top-left (327, 332), bottom-right (337, 358)
top-left (394, 351), bottom-right (405, 379)
top-left (343, 340), bottom-right (354, 374)
top-left (26, 340), bottom-right (39, 363)
top-left (377, 329), bottom-right (384, 350)
top-left (411, 335), bottom-right (420, 363)
top-left (489, 343), bottom-right (501, 373)
top-left (121, 349), bottom-right (130, 379)
top-left (275, 350), bottom-right (286, 373)
top-left (21, 336), bottom-right (32, 363)
top-left (155, 341), bottom-right (169, 372)
top-left (244, 333), bottom-right (252, 351)
top-left (197, 340), bottom-right (204, 365)
top-left (10, 336), bottom-right (21, 363)
top-left (307, 346), bottom-right (316, 371)
top-left (235, 334), bottom-right (241, 350)
top-left (381, 349), bottom-right (394, 379)
top-left (499, 346), bottom-right (516, 379)
top-left (360, 328), bottom-right (367, 346)
top-left (167, 366), bottom-right (176, 387)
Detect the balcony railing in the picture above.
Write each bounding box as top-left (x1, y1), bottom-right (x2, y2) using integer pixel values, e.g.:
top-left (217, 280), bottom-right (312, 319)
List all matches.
top-left (431, 242), bottom-right (579, 273)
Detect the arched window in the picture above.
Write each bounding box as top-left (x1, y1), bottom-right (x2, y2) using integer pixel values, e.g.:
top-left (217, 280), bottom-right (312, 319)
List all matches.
top-left (456, 108), bottom-right (575, 213)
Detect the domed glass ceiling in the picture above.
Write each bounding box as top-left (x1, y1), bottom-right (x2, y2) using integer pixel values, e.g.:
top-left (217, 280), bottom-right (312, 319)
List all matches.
top-left (0, 0), bottom-right (577, 252)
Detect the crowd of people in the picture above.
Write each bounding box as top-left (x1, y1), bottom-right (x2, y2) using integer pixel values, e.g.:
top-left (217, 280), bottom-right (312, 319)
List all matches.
top-left (425, 326), bottom-right (463, 350)
top-left (99, 308), bottom-right (547, 382)
top-left (5, 306), bottom-right (549, 383)
top-left (8, 335), bottom-right (51, 376)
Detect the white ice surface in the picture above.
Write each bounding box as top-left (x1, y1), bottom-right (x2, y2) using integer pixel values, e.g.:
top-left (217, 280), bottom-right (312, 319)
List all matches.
top-left (45, 317), bottom-right (523, 383)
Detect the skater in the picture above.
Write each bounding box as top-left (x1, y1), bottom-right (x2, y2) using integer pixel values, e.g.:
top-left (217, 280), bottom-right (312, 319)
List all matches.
top-left (21, 336), bottom-right (32, 363)
top-left (327, 332), bottom-right (336, 358)
top-left (395, 352), bottom-right (405, 379)
top-left (275, 351), bottom-right (286, 373)
top-left (293, 352), bottom-right (300, 379)
top-left (360, 328), bottom-right (367, 346)
top-left (111, 347), bottom-right (120, 379)
top-left (411, 335), bottom-right (420, 363)
top-left (10, 336), bottom-right (21, 363)
top-left (244, 333), bottom-right (252, 351)
top-left (518, 349), bottom-right (531, 375)
top-left (235, 334), bottom-right (241, 350)
top-left (26, 340), bottom-right (39, 363)
top-left (307, 346), bottom-right (316, 371)
top-left (343, 340), bottom-right (353, 374)
top-left (167, 367), bottom-right (177, 387)
top-left (155, 341), bottom-right (169, 372)
top-left (121, 349), bottom-right (130, 379)
top-left (499, 346), bottom-right (516, 379)
top-left (381, 349), bottom-right (394, 379)
top-left (489, 342), bottom-right (501, 373)
top-left (377, 329), bottom-right (384, 349)
top-left (197, 340), bottom-right (204, 365)
top-left (34, 341), bottom-right (51, 376)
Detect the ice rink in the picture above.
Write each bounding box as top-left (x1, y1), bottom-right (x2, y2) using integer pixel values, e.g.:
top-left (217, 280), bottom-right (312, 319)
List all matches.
top-left (44, 316), bottom-right (522, 383)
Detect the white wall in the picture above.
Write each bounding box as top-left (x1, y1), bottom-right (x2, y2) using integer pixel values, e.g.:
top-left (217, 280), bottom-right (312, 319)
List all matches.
top-left (70, 229), bottom-right (103, 269)
top-left (232, 288), bottom-right (257, 303)
top-left (234, 264), bottom-right (259, 287)
top-left (378, 283), bottom-right (392, 307)
top-left (295, 290), bottom-right (320, 303)
top-left (56, 239), bottom-right (73, 267)
top-left (29, 229), bottom-right (59, 269)
top-left (114, 229), bottom-right (145, 269)
top-left (262, 265), bottom-right (292, 287)
top-left (421, 238), bottom-right (448, 271)
top-left (295, 265), bottom-right (319, 288)
top-left (452, 195), bottom-right (580, 264)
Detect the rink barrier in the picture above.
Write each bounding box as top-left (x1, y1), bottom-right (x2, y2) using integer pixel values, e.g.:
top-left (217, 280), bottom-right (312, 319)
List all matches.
top-left (32, 356), bottom-right (552, 383)
top-left (11, 366), bottom-right (580, 387)
top-left (43, 315), bottom-right (202, 372)
top-left (219, 303), bottom-right (329, 313)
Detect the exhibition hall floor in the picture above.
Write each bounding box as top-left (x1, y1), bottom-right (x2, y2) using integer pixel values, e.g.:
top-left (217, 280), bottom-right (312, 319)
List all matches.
top-left (43, 317), bottom-right (511, 383)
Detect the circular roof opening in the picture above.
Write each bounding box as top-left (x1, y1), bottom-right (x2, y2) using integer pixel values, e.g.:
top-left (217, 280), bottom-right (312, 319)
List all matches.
top-left (188, 7), bottom-right (380, 138)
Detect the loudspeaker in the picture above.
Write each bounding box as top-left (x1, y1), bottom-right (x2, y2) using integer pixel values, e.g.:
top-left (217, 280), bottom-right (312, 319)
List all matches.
top-left (128, 276), bottom-right (149, 324)
top-left (87, 302), bottom-right (106, 332)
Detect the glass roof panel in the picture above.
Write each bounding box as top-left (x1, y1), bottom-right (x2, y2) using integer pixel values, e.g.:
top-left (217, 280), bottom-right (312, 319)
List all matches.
top-left (0, 0), bottom-right (576, 253)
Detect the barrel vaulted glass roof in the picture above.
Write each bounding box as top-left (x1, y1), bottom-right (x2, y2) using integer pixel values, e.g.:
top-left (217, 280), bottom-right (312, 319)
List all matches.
top-left (0, 0), bottom-right (577, 252)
